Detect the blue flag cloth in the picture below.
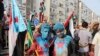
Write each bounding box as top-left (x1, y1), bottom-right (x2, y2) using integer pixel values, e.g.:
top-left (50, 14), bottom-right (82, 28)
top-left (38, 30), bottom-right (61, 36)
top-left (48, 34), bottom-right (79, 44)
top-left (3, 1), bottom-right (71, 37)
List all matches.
top-left (12, 0), bottom-right (27, 32)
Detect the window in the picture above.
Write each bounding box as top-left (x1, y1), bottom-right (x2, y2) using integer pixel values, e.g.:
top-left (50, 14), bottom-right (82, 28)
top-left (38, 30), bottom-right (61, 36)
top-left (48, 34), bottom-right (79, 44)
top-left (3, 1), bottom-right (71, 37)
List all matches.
top-left (67, 8), bottom-right (69, 12)
top-left (59, 3), bottom-right (63, 8)
top-left (53, 9), bottom-right (55, 12)
top-left (59, 11), bottom-right (64, 16)
top-left (70, 2), bottom-right (73, 5)
top-left (50, 8), bottom-right (52, 12)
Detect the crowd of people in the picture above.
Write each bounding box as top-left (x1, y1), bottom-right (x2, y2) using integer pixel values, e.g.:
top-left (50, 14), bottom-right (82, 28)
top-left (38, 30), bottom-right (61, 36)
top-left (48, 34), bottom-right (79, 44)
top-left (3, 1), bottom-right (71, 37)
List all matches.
top-left (23, 12), bottom-right (100, 56)
top-left (0, 0), bottom-right (100, 56)
top-left (0, 0), bottom-right (8, 50)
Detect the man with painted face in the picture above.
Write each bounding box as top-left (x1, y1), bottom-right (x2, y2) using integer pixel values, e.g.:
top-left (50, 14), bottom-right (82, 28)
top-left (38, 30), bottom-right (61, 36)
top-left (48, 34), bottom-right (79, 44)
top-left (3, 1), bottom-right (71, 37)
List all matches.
top-left (53, 22), bottom-right (72, 56)
top-left (27, 23), bottom-right (51, 56)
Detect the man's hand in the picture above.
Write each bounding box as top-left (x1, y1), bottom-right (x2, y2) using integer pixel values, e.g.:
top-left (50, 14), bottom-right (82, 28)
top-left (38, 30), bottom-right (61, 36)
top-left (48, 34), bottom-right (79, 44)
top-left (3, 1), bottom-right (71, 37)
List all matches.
top-left (89, 51), bottom-right (94, 56)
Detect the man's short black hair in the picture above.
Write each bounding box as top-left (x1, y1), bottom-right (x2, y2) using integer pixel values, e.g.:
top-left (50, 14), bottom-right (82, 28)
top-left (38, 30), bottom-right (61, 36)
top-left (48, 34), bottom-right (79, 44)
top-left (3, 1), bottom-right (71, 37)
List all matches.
top-left (0, 2), bottom-right (4, 20)
top-left (31, 15), bottom-right (34, 18)
top-left (82, 22), bottom-right (88, 28)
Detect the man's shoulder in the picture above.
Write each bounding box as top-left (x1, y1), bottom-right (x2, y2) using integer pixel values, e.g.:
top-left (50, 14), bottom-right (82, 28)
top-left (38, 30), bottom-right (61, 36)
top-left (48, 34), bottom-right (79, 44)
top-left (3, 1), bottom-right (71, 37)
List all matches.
top-left (79, 29), bottom-right (89, 33)
top-left (95, 31), bottom-right (100, 36)
top-left (65, 35), bottom-right (72, 38)
top-left (65, 35), bottom-right (72, 40)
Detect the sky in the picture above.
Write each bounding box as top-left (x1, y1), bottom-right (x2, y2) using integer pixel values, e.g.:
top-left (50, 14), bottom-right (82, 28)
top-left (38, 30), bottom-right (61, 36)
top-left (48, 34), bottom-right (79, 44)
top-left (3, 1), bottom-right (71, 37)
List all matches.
top-left (81, 0), bottom-right (100, 16)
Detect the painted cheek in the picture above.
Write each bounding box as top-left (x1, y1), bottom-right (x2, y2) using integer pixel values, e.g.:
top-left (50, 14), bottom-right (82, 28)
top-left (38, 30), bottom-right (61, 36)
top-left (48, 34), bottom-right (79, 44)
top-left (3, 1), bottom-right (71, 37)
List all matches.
top-left (42, 32), bottom-right (48, 38)
top-left (37, 45), bottom-right (43, 51)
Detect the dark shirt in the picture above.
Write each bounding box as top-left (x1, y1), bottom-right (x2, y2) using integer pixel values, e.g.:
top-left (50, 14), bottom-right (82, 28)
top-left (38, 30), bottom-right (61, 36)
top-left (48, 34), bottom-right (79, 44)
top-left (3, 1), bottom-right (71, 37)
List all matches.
top-left (92, 30), bottom-right (98, 39)
top-left (0, 2), bottom-right (4, 20)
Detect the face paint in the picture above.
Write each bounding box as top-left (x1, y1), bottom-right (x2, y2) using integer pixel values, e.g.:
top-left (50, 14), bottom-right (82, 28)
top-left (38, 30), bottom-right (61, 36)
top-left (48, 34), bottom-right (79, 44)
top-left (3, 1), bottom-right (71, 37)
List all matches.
top-left (41, 28), bottom-right (49, 39)
top-left (56, 30), bottom-right (64, 38)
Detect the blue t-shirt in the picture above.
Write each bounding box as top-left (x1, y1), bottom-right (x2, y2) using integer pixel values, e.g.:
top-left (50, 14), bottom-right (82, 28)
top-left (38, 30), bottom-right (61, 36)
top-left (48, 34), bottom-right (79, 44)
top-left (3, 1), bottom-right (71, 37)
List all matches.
top-left (54, 35), bottom-right (72, 56)
top-left (31, 18), bottom-right (39, 26)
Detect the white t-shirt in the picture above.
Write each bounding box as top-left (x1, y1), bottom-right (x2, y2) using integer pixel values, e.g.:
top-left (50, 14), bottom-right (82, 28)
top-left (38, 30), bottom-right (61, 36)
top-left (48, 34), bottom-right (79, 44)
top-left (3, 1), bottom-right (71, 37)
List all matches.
top-left (92, 31), bottom-right (100, 56)
top-left (78, 28), bottom-right (92, 52)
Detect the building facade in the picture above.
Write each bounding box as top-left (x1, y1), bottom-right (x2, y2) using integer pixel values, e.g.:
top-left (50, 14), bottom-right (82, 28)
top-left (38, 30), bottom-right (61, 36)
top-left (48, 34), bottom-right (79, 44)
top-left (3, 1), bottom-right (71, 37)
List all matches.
top-left (3, 0), bottom-right (100, 23)
top-left (50, 0), bottom-right (66, 23)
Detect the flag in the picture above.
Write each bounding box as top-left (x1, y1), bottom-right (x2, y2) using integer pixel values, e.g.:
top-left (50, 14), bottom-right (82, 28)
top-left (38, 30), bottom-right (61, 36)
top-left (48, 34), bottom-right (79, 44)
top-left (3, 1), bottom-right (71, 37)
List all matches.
top-left (64, 11), bottom-right (74, 37)
top-left (69, 18), bottom-right (74, 38)
top-left (24, 19), bottom-right (40, 56)
top-left (25, 19), bottom-right (33, 48)
top-left (12, 0), bottom-right (26, 32)
top-left (9, 7), bottom-right (18, 56)
top-left (9, 0), bottom-right (27, 56)
top-left (64, 11), bottom-right (74, 27)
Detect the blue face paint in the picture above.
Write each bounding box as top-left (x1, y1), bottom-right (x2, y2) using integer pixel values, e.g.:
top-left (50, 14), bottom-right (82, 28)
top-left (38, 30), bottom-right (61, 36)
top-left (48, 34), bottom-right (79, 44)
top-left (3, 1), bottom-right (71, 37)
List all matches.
top-left (41, 23), bottom-right (50, 39)
top-left (53, 22), bottom-right (64, 31)
top-left (28, 23), bottom-right (50, 56)
top-left (41, 28), bottom-right (49, 39)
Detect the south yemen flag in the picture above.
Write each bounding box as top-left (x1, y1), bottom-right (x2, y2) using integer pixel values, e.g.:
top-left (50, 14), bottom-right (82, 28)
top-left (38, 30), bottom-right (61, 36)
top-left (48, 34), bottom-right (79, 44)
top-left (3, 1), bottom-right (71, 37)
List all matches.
top-left (9, 0), bottom-right (27, 56)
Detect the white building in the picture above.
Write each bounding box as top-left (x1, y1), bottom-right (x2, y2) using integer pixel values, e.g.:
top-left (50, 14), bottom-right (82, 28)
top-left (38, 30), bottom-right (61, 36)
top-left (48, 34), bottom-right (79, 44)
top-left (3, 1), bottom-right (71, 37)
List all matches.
top-left (4, 0), bottom-right (100, 24)
top-left (50, 0), bottom-right (58, 23)
top-left (50, 0), bottom-right (66, 23)
top-left (57, 0), bottom-right (66, 23)
top-left (50, 0), bottom-right (78, 23)
top-left (3, 0), bottom-right (11, 12)
top-left (80, 3), bottom-right (92, 23)
top-left (3, 0), bottom-right (26, 19)
top-left (65, 0), bottom-right (78, 16)
top-left (78, 0), bottom-right (99, 24)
